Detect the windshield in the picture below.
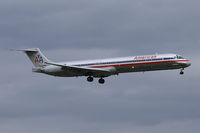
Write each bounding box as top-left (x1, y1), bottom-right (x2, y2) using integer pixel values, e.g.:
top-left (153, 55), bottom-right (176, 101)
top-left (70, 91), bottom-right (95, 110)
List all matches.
top-left (176, 55), bottom-right (184, 59)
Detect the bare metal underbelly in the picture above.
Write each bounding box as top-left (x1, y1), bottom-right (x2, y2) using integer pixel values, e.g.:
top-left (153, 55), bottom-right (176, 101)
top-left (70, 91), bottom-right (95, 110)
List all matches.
top-left (45, 71), bottom-right (83, 77)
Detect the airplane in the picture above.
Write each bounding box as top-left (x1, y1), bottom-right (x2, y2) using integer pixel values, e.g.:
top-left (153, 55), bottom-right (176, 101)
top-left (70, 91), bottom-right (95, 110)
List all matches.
top-left (16, 48), bottom-right (191, 84)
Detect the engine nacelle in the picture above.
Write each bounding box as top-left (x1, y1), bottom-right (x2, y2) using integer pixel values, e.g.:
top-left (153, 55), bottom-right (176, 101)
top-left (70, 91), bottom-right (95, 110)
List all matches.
top-left (43, 66), bottom-right (62, 74)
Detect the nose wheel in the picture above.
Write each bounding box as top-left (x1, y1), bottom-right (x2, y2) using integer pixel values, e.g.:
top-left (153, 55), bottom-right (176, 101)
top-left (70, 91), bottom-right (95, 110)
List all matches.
top-left (180, 68), bottom-right (184, 75)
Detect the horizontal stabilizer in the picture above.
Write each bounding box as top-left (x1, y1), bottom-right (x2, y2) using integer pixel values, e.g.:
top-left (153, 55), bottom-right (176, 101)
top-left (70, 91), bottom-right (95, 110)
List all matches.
top-left (10, 48), bottom-right (39, 52)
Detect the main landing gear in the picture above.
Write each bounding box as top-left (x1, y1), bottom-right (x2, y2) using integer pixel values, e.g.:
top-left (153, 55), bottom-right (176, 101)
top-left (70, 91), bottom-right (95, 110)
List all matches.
top-left (180, 68), bottom-right (184, 75)
top-left (87, 76), bottom-right (94, 82)
top-left (87, 76), bottom-right (105, 84)
top-left (98, 78), bottom-right (105, 84)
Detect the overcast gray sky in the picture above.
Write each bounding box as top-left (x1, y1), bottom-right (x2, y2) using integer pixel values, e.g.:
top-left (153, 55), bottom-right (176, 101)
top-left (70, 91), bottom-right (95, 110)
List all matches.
top-left (0, 0), bottom-right (200, 133)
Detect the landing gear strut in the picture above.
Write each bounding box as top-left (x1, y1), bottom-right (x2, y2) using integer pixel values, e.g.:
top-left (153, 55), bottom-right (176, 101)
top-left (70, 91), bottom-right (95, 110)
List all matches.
top-left (98, 78), bottom-right (105, 84)
top-left (180, 68), bottom-right (184, 75)
top-left (87, 76), bottom-right (94, 82)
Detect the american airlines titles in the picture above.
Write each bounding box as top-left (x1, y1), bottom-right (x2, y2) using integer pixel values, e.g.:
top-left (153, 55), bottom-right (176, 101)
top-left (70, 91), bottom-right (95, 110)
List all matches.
top-left (134, 55), bottom-right (157, 60)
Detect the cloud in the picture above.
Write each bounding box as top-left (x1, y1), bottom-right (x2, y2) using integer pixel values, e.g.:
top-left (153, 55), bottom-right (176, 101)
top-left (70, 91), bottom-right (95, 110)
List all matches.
top-left (0, 0), bottom-right (200, 52)
top-left (0, 0), bottom-right (200, 133)
top-left (1, 47), bottom-right (200, 133)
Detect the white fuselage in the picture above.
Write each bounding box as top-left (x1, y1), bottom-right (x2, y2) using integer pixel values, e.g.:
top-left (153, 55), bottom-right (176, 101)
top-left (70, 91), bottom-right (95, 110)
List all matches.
top-left (39, 53), bottom-right (191, 77)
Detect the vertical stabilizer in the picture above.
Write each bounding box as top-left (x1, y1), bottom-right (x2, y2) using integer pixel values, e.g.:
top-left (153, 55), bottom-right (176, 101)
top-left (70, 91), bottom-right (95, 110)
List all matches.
top-left (18, 48), bottom-right (49, 67)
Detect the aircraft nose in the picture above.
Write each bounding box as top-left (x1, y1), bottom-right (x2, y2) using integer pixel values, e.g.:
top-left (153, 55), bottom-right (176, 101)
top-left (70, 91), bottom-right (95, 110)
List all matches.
top-left (186, 62), bottom-right (191, 67)
top-left (178, 60), bottom-right (191, 68)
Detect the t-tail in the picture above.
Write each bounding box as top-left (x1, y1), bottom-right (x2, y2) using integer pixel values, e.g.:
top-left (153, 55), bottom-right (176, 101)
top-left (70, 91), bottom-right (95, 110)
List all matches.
top-left (16, 48), bottom-right (49, 68)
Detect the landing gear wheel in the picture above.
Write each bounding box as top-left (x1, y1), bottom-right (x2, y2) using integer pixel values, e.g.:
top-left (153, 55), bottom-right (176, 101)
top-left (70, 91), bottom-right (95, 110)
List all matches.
top-left (98, 78), bottom-right (105, 84)
top-left (180, 71), bottom-right (184, 75)
top-left (180, 68), bottom-right (184, 75)
top-left (87, 76), bottom-right (94, 82)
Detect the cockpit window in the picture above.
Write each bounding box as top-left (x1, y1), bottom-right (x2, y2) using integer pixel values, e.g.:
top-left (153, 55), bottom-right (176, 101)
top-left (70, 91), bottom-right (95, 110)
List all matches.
top-left (176, 55), bottom-right (184, 59)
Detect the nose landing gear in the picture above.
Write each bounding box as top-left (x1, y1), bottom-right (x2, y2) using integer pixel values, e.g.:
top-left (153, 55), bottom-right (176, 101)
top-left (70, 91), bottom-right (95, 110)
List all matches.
top-left (180, 68), bottom-right (184, 75)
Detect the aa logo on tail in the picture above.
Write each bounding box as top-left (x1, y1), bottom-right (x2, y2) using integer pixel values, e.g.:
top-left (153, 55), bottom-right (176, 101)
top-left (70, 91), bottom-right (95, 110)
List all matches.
top-left (34, 55), bottom-right (43, 64)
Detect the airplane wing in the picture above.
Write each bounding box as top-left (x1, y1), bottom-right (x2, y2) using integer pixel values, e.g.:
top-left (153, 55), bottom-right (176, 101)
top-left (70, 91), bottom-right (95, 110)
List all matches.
top-left (45, 62), bottom-right (113, 77)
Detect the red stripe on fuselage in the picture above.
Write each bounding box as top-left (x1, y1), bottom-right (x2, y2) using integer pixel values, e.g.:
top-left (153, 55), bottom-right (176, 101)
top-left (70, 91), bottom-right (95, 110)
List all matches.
top-left (89, 60), bottom-right (189, 68)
